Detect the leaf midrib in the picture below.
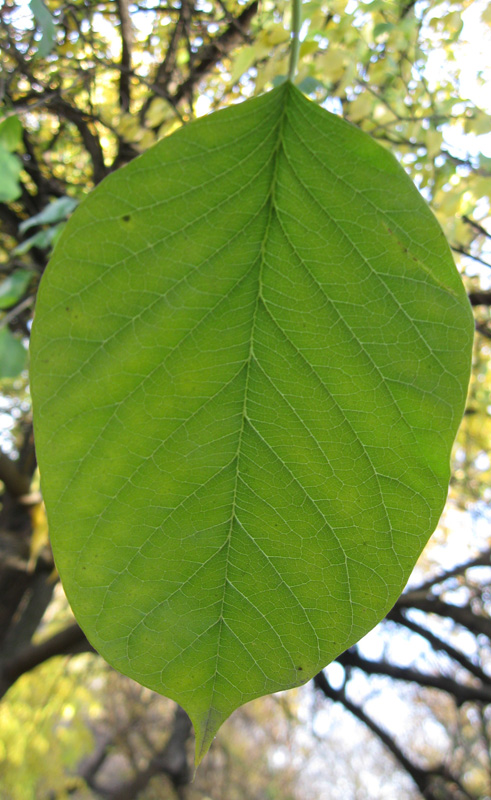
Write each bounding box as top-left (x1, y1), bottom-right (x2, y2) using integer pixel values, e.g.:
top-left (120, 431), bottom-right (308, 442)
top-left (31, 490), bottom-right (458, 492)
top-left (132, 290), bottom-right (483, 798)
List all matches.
top-left (199, 87), bottom-right (291, 755)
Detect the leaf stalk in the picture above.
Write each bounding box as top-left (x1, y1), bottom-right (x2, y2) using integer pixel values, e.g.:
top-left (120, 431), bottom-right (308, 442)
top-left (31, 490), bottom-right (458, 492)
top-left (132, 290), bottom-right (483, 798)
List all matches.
top-left (288, 0), bottom-right (302, 82)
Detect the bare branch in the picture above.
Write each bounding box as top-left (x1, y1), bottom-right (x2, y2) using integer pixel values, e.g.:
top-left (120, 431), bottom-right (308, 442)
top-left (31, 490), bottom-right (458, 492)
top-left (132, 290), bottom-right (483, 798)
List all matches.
top-left (337, 649), bottom-right (491, 705)
top-left (405, 553), bottom-right (491, 596)
top-left (103, 705), bottom-right (191, 800)
top-left (0, 622), bottom-right (92, 700)
top-left (0, 450), bottom-right (31, 498)
top-left (314, 672), bottom-right (475, 800)
top-left (396, 597), bottom-right (491, 640)
top-left (173, 0), bottom-right (259, 106)
top-left (115, 0), bottom-right (133, 111)
top-left (314, 671), bottom-right (436, 797)
top-left (476, 321), bottom-right (491, 339)
top-left (452, 246), bottom-right (491, 269)
top-left (45, 95), bottom-right (108, 184)
top-left (463, 216), bottom-right (491, 240)
top-left (388, 608), bottom-right (490, 683)
top-left (0, 202), bottom-right (23, 239)
top-left (469, 290), bottom-right (491, 305)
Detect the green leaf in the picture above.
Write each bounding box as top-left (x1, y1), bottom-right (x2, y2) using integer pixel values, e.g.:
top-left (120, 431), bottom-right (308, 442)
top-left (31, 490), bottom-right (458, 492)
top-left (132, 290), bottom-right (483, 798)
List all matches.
top-left (0, 146), bottom-right (22, 203)
top-left (14, 224), bottom-right (65, 256)
top-left (30, 82), bottom-right (473, 765)
top-left (0, 270), bottom-right (33, 310)
top-left (296, 76), bottom-right (325, 94)
top-left (29, 0), bottom-right (56, 58)
top-left (230, 46), bottom-right (258, 84)
top-left (19, 196), bottom-right (79, 235)
top-left (0, 116), bottom-right (23, 203)
top-left (0, 328), bottom-right (27, 379)
top-left (0, 116), bottom-right (23, 153)
top-left (373, 22), bottom-right (394, 38)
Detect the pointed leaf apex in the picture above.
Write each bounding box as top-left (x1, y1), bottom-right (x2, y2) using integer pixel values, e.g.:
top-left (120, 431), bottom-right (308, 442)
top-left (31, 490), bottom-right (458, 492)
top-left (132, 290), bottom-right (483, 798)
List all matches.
top-left (192, 705), bottom-right (232, 768)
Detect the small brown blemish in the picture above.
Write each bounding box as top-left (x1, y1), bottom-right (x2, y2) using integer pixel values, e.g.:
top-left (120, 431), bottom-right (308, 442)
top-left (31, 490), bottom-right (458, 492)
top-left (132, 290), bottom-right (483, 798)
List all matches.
top-left (122, 214), bottom-right (131, 222)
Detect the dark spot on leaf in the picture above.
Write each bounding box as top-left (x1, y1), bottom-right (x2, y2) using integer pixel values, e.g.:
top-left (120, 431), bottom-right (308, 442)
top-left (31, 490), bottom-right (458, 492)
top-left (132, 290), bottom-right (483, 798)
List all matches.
top-left (122, 214), bottom-right (131, 222)
top-left (297, 666), bottom-right (303, 671)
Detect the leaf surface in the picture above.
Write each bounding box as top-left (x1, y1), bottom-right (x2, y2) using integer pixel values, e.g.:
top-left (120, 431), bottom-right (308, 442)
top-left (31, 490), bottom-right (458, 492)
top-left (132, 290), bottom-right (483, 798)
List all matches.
top-left (31, 82), bottom-right (473, 763)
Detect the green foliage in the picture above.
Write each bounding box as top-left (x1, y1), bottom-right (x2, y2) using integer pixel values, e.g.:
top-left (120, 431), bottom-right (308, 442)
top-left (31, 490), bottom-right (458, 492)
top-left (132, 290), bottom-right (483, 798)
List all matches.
top-left (0, 270), bottom-right (33, 310)
top-left (0, 328), bottom-right (27, 379)
top-left (31, 81), bottom-right (473, 763)
top-left (29, 0), bottom-right (57, 58)
top-left (0, 141), bottom-right (23, 204)
top-left (0, 116), bottom-right (23, 152)
top-left (19, 197), bottom-right (78, 235)
top-left (13, 198), bottom-right (79, 257)
top-left (0, 656), bottom-right (97, 799)
top-left (13, 227), bottom-right (60, 256)
top-left (0, 115), bottom-right (23, 203)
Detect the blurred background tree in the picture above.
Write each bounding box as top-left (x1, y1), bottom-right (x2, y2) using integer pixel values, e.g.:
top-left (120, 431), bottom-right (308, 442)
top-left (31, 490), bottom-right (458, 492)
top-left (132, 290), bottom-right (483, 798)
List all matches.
top-left (0, 0), bottom-right (490, 797)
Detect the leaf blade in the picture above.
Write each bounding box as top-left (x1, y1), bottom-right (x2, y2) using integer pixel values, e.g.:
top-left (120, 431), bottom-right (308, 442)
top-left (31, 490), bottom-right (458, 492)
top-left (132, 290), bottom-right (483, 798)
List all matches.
top-left (31, 83), bottom-right (473, 762)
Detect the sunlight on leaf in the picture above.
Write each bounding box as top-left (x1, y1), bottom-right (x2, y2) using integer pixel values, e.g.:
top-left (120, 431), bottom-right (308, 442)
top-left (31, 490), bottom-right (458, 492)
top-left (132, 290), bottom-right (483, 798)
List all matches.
top-left (31, 82), bottom-right (473, 764)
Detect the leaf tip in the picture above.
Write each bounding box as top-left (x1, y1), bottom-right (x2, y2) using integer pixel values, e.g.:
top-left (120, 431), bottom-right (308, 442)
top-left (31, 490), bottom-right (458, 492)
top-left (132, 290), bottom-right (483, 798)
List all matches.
top-left (191, 706), bottom-right (231, 769)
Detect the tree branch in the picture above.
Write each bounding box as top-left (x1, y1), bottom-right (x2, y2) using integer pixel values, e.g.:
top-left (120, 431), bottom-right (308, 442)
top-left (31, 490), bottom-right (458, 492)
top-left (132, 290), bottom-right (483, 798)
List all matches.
top-left (314, 671), bottom-right (438, 798)
top-left (115, 0), bottom-right (133, 111)
top-left (314, 672), bottom-right (475, 800)
top-left (396, 596), bottom-right (491, 640)
top-left (102, 705), bottom-right (191, 800)
top-left (172, 0), bottom-right (258, 107)
top-left (452, 246), bottom-right (491, 269)
top-left (0, 202), bottom-right (23, 239)
top-left (139, 0), bottom-right (192, 123)
top-left (463, 215), bottom-right (491, 239)
top-left (337, 649), bottom-right (491, 705)
top-left (21, 128), bottom-right (66, 203)
top-left (0, 622), bottom-right (91, 699)
top-left (0, 450), bottom-right (31, 498)
top-left (405, 553), bottom-right (491, 596)
top-left (469, 290), bottom-right (491, 306)
top-left (388, 608), bottom-right (490, 683)
top-left (476, 321), bottom-right (491, 339)
top-left (45, 95), bottom-right (107, 184)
